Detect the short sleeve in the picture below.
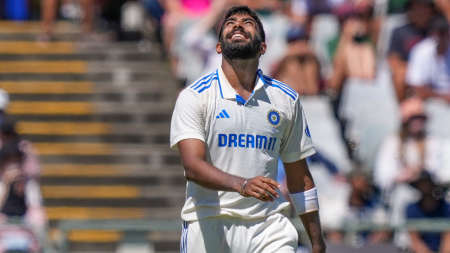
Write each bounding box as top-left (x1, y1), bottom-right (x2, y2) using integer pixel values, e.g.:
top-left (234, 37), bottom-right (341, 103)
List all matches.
top-left (406, 42), bottom-right (430, 87)
top-left (279, 99), bottom-right (315, 163)
top-left (388, 27), bottom-right (404, 59)
top-left (170, 89), bottom-right (206, 150)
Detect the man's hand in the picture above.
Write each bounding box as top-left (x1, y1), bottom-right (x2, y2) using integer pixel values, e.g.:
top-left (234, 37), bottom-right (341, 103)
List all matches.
top-left (240, 176), bottom-right (281, 202)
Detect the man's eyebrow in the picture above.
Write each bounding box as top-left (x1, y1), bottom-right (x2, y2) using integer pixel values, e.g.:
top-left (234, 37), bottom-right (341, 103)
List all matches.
top-left (225, 17), bottom-right (237, 22)
top-left (242, 18), bottom-right (256, 22)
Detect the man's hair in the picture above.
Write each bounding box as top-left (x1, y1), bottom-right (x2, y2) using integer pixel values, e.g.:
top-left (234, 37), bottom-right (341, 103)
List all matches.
top-left (0, 140), bottom-right (23, 167)
top-left (219, 6), bottom-right (265, 42)
top-left (406, 0), bottom-right (433, 10)
top-left (0, 119), bottom-right (17, 137)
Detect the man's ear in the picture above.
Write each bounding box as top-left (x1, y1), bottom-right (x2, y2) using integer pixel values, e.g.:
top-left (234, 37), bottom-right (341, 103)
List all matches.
top-left (260, 42), bottom-right (267, 56)
top-left (216, 42), bottom-right (222, 54)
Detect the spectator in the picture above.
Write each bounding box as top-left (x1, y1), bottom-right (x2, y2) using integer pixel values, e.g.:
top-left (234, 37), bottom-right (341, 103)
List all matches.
top-left (272, 25), bottom-right (322, 95)
top-left (40, 0), bottom-right (95, 41)
top-left (0, 121), bottom-right (46, 248)
top-left (374, 97), bottom-right (443, 246)
top-left (0, 141), bottom-right (44, 253)
top-left (160, 0), bottom-right (212, 79)
top-left (181, 0), bottom-right (228, 85)
top-left (0, 120), bottom-right (41, 180)
top-left (327, 2), bottom-right (376, 96)
top-left (374, 98), bottom-right (442, 193)
top-left (327, 171), bottom-right (389, 245)
top-left (388, 0), bottom-right (434, 102)
top-left (143, 0), bottom-right (166, 46)
top-left (406, 15), bottom-right (450, 103)
top-left (406, 171), bottom-right (450, 253)
top-left (290, 0), bottom-right (332, 25)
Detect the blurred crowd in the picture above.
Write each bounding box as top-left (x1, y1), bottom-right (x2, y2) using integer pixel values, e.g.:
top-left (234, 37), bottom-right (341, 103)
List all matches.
top-left (144, 0), bottom-right (450, 252)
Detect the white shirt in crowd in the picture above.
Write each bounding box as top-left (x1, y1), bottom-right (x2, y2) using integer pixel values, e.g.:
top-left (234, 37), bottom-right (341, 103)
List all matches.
top-left (170, 67), bottom-right (315, 221)
top-left (374, 133), bottom-right (442, 191)
top-left (407, 37), bottom-right (450, 95)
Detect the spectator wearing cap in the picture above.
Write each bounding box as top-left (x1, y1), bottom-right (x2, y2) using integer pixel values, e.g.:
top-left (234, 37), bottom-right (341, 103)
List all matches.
top-left (406, 171), bottom-right (450, 253)
top-left (388, 0), bottom-right (434, 102)
top-left (406, 15), bottom-right (450, 103)
top-left (374, 98), bottom-right (443, 234)
top-left (375, 98), bottom-right (442, 192)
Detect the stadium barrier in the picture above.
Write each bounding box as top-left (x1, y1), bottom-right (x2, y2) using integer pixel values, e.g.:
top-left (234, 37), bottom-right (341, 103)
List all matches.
top-left (1, 217), bottom-right (51, 253)
top-left (56, 218), bottom-right (450, 253)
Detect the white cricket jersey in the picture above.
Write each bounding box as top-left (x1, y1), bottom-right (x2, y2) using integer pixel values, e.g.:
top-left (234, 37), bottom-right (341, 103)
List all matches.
top-left (170, 66), bottom-right (315, 221)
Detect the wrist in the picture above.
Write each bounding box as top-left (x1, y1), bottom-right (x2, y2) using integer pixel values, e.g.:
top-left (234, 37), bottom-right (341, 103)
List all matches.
top-left (312, 240), bottom-right (326, 252)
top-left (312, 245), bottom-right (326, 253)
top-left (238, 178), bottom-right (250, 195)
top-left (234, 177), bottom-right (247, 194)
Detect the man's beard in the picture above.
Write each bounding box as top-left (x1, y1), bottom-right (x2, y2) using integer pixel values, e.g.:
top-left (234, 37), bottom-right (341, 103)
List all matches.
top-left (220, 29), bottom-right (262, 60)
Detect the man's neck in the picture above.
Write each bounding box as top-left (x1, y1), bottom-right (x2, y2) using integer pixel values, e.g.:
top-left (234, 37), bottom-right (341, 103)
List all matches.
top-left (221, 56), bottom-right (259, 100)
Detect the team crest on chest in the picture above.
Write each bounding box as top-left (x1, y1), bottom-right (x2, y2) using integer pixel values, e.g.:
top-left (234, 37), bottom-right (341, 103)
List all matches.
top-left (267, 109), bottom-right (281, 127)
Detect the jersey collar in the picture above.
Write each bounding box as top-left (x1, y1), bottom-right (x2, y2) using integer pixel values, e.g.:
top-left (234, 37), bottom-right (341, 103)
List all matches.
top-left (217, 66), bottom-right (266, 101)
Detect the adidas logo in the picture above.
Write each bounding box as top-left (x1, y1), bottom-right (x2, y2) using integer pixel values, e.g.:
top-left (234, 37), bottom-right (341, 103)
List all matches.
top-left (216, 110), bottom-right (230, 119)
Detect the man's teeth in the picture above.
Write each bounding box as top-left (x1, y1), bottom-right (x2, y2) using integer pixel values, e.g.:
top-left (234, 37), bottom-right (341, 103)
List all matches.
top-left (232, 34), bottom-right (244, 39)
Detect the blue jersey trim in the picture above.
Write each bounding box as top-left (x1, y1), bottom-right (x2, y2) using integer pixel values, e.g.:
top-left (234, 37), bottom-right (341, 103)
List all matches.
top-left (197, 75), bottom-right (218, 93)
top-left (216, 69), bottom-right (224, 98)
top-left (262, 75), bottom-right (298, 99)
top-left (267, 76), bottom-right (297, 95)
top-left (193, 73), bottom-right (216, 91)
top-left (258, 73), bottom-right (297, 100)
top-left (191, 72), bottom-right (215, 90)
top-left (236, 95), bottom-right (246, 104)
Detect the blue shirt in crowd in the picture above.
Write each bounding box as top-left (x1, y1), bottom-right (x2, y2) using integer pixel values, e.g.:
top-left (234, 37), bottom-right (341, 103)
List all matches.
top-left (406, 200), bottom-right (450, 252)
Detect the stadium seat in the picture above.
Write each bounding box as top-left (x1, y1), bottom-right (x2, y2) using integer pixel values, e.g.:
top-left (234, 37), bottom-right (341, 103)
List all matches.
top-left (339, 65), bottom-right (400, 169)
top-left (300, 96), bottom-right (351, 172)
top-left (309, 14), bottom-right (339, 77)
top-left (376, 14), bottom-right (407, 59)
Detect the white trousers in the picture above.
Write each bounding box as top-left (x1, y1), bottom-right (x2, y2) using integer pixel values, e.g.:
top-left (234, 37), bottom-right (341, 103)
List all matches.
top-left (180, 213), bottom-right (298, 253)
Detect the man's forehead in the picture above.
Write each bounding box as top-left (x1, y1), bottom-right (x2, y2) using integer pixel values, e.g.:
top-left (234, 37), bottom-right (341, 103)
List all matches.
top-left (226, 13), bottom-right (255, 21)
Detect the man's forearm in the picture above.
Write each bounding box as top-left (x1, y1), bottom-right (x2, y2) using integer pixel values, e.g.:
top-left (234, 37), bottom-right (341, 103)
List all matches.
top-left (414, 86), bottom-right (449, 101)
top-left (184, 158), bottom-right (245, 193)
top-left (283, 160), bottom-right (325, 252)
top-left (410, 232), bottom-right (432, 253)
top-left (178, 139), bottom-right (280, 202)
top-left (300, 211), bottom-right (326, 253)
top-left (178, 139), bottom-right (246, 192)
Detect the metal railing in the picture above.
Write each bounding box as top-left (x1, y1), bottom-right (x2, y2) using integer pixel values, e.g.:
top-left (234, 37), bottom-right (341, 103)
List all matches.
top-left (56, 218), bottom-right (450, 253)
